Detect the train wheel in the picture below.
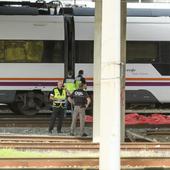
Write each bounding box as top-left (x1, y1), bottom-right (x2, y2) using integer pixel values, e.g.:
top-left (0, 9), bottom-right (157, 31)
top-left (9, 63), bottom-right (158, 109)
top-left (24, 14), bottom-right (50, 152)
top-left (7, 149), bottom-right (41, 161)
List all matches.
top-left (9, 102), bottom-right (39, 116)
top-left (11, 92), bottom-right (41, 116)
top-left (15, 101), bottom-right (39, 116)
top-left (8, 103), bottom-right (20, 114)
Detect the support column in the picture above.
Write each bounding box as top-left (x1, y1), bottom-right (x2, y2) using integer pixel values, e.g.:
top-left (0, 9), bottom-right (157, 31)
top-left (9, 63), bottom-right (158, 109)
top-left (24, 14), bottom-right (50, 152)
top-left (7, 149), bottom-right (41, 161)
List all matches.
top-left (93, 1), bottom-right (126, 144)
top-left (93, 0), bottom-right (102, 143)
top-left (93, 0), bottom-right (125, 169)
top-left (120, 0), bottom-right (126, 142)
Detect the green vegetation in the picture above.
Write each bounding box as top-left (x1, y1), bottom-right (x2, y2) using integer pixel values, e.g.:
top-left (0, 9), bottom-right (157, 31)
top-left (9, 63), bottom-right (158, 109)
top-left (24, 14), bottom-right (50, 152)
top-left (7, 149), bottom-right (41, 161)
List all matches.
top-left (0, 149), bottom-right (98, 158)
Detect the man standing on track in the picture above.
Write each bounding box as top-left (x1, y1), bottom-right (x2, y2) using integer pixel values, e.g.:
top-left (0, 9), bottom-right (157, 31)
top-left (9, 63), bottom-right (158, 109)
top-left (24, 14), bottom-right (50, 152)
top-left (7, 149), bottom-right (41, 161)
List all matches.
top-left (68, 83), bottom-right (91, 137)
top-left (48, 81), bottom-right (67, 134)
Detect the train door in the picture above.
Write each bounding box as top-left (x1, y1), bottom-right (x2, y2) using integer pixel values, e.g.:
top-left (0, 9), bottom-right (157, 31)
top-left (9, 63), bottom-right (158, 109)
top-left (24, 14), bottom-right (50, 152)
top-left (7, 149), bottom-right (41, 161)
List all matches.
top-left (74, 16), bottom-right (94, 91)
top-left (64, 15), bottom-right (75, 77)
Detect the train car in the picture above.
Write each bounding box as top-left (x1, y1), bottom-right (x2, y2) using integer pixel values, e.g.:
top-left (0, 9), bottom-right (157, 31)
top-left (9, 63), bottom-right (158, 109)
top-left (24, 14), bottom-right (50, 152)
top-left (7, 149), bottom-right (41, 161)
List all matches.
top-left (0, 2), bottom-right (67, 115)
top-left (126, 3), bottom-right (170, 107)
top-left (74, 3), bottom-right (170, 109)
top-left (0, 1), bottom-right (95, 115)
top-left (1, 2), bottom-right (170, 115)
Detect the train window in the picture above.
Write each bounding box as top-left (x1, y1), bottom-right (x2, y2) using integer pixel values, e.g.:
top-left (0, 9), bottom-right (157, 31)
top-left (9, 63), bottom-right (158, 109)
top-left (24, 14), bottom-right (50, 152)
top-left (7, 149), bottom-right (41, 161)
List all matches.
top-left (159, 42), bottom-right (170, 63)
top-left (127, 41), bottom-right (158, 63)
top-left (75, 41), bottom-right (93, 63)
top-left (42, 41), bottom-right (64, 63)
top-left (0, 41), bottom-right (4, 61)
top-left (0, 40), bottom-right (64, 63)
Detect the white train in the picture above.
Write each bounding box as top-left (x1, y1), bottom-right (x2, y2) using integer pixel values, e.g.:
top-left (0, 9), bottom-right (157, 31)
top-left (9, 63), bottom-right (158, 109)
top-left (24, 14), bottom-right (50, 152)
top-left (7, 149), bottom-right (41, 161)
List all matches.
top-left (127, 3), bottom-right (170, 107)
top-left (0, 2), bottom-right (170, 115)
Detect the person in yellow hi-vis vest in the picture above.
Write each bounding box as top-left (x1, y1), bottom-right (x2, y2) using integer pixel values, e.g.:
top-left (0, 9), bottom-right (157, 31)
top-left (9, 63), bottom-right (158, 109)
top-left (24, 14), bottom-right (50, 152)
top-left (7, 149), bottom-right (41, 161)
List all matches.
top-left (48, 81), bottom-right (66, 134)
top-left (63, 71), bottom-right (76, 115)
top-left (75, 70), bottom-right (87, 90)
top-left (63, 71), bottom-right (75, 95)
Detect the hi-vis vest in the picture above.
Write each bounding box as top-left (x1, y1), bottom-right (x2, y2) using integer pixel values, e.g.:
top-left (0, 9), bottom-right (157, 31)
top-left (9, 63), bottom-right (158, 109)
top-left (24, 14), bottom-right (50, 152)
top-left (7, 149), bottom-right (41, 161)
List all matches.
top-left (53, 88), bottom-right (66, 108)
top-left (64, 79), bottom-right (75, 93)
top-left (75, 77), bottom-right (82, 90)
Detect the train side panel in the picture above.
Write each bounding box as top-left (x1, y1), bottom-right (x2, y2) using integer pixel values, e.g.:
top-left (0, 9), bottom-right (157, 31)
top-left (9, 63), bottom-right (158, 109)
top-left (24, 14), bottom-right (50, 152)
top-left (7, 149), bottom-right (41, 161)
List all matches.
top-left (0, 63), bottom-right (64, 91)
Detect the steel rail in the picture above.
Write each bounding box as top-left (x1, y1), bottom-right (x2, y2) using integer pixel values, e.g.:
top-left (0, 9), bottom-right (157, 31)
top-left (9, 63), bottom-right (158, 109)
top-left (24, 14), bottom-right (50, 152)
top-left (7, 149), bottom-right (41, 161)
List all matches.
top-left (126, 109), bottom-right (170, 113)
top-left (0, 143), bottom-right (99, 150)
top-left (3, 137), bottom-right (170, 151)
top-left (0, 135), bottom-right (92, 140)
top-left (0, 157), bottom-right (99, 169)
top-left (0, 117), bottom-right (92, 127)
top-left (121, 157), bottom-right (170, 167)
top-left (2, 143), bottom-right (170, 151)
top-left (1, 157), bottom-right (170, 169)
top-left (0, 135), bottom-right (98, 150)
top-left (122, 143), bottom-right (170, 150)
top-left (146, 131), bottom-right (170, 135)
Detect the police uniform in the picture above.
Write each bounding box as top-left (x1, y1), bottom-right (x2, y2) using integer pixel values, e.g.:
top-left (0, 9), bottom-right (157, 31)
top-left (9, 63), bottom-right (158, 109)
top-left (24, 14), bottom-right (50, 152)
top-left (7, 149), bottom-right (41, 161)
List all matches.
top-left (49, 88), bottom-right (66, 133)
top-left (70, 89), bottom-right (89, 136)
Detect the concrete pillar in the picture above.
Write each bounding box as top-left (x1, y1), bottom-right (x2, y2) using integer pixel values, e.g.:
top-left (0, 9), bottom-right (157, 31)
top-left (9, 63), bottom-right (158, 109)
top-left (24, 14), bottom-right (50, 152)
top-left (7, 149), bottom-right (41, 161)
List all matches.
top-left (93, 0), bottom-right (125, 169)
top-left (120, 0), bottom-right (126, 142)
top-left (93, 0), bottom-right (102, 143)
top-left (93, 0), bottom-right (126, 143)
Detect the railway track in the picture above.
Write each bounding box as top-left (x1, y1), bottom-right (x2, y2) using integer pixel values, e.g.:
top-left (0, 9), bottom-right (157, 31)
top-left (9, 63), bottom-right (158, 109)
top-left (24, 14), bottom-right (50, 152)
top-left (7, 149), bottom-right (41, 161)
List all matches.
top-left (121, 157), bottom-right (170, 169)
top-left (122, 143), bottom-right (170, 168)
top-left (0, 116), bottom-right (92, 127)
top-left (146, 130), bottom-right (170, 136)
top-left (1, 157), bottom-right (170, 169)
top-left (0, 112), bottom-right (92, 127)
top-left (0, 108), bottom-right (170, 128)
top-left (122, 142), bottom-right (170, 151)
top-left (1, 107), bottom-right (170, 127)
top-left (0, 135), bottom-right (98, 150)
top-left (0, 157), bottom-right (99, 169)
top-left (0, 135), bottom-right (92, 142)
top-left (1, 135), bottom-right (170, 151)
top-left (126, 109), bottom-right (170, 114)
top-left (1, 136), bottom-right (170, 169)
top-left (0, 135), bottom-right (98, 169)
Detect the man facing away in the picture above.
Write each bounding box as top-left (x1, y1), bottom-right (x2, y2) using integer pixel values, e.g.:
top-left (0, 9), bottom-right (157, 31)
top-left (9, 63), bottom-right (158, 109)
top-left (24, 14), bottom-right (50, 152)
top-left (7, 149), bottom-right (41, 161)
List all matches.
top-left (75, 70), bottom-right (87, 90)
top-left (68, 83), bottom-right (91, 137)
top-left (48, 81), bottom-right (66, 134)
top-left (63, 71), bottom-right (76, 95)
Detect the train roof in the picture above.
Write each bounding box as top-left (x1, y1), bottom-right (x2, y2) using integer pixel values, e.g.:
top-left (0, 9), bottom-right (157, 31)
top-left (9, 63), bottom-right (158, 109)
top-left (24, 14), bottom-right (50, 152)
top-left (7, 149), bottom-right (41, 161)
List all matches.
top-left (127, 3), bottom-right (170, 17)
top-left (62, 6), bottom-right (170, 17)
top-left (59, 7), bottom-right (94, 16)
top-left (0, 6), bottom-right (39, 15)
top-left (1, 1), bottom-right (170, 17)
top-left (128, 8), bottom-right (170, 17)
top-left (0, 1), bottom-right (95, 15)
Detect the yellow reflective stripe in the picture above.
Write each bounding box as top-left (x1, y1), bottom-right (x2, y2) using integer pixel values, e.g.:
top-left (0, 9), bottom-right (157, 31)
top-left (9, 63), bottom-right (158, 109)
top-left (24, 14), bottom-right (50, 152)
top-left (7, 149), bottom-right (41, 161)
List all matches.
top-left (53, 103), bottom-right (65, 108)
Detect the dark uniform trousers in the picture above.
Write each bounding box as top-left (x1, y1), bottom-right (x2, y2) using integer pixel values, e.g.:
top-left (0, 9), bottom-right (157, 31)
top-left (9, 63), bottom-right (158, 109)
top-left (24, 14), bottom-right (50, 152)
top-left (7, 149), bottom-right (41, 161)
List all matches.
top-left (49, 107), bottom-right (64, 132)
